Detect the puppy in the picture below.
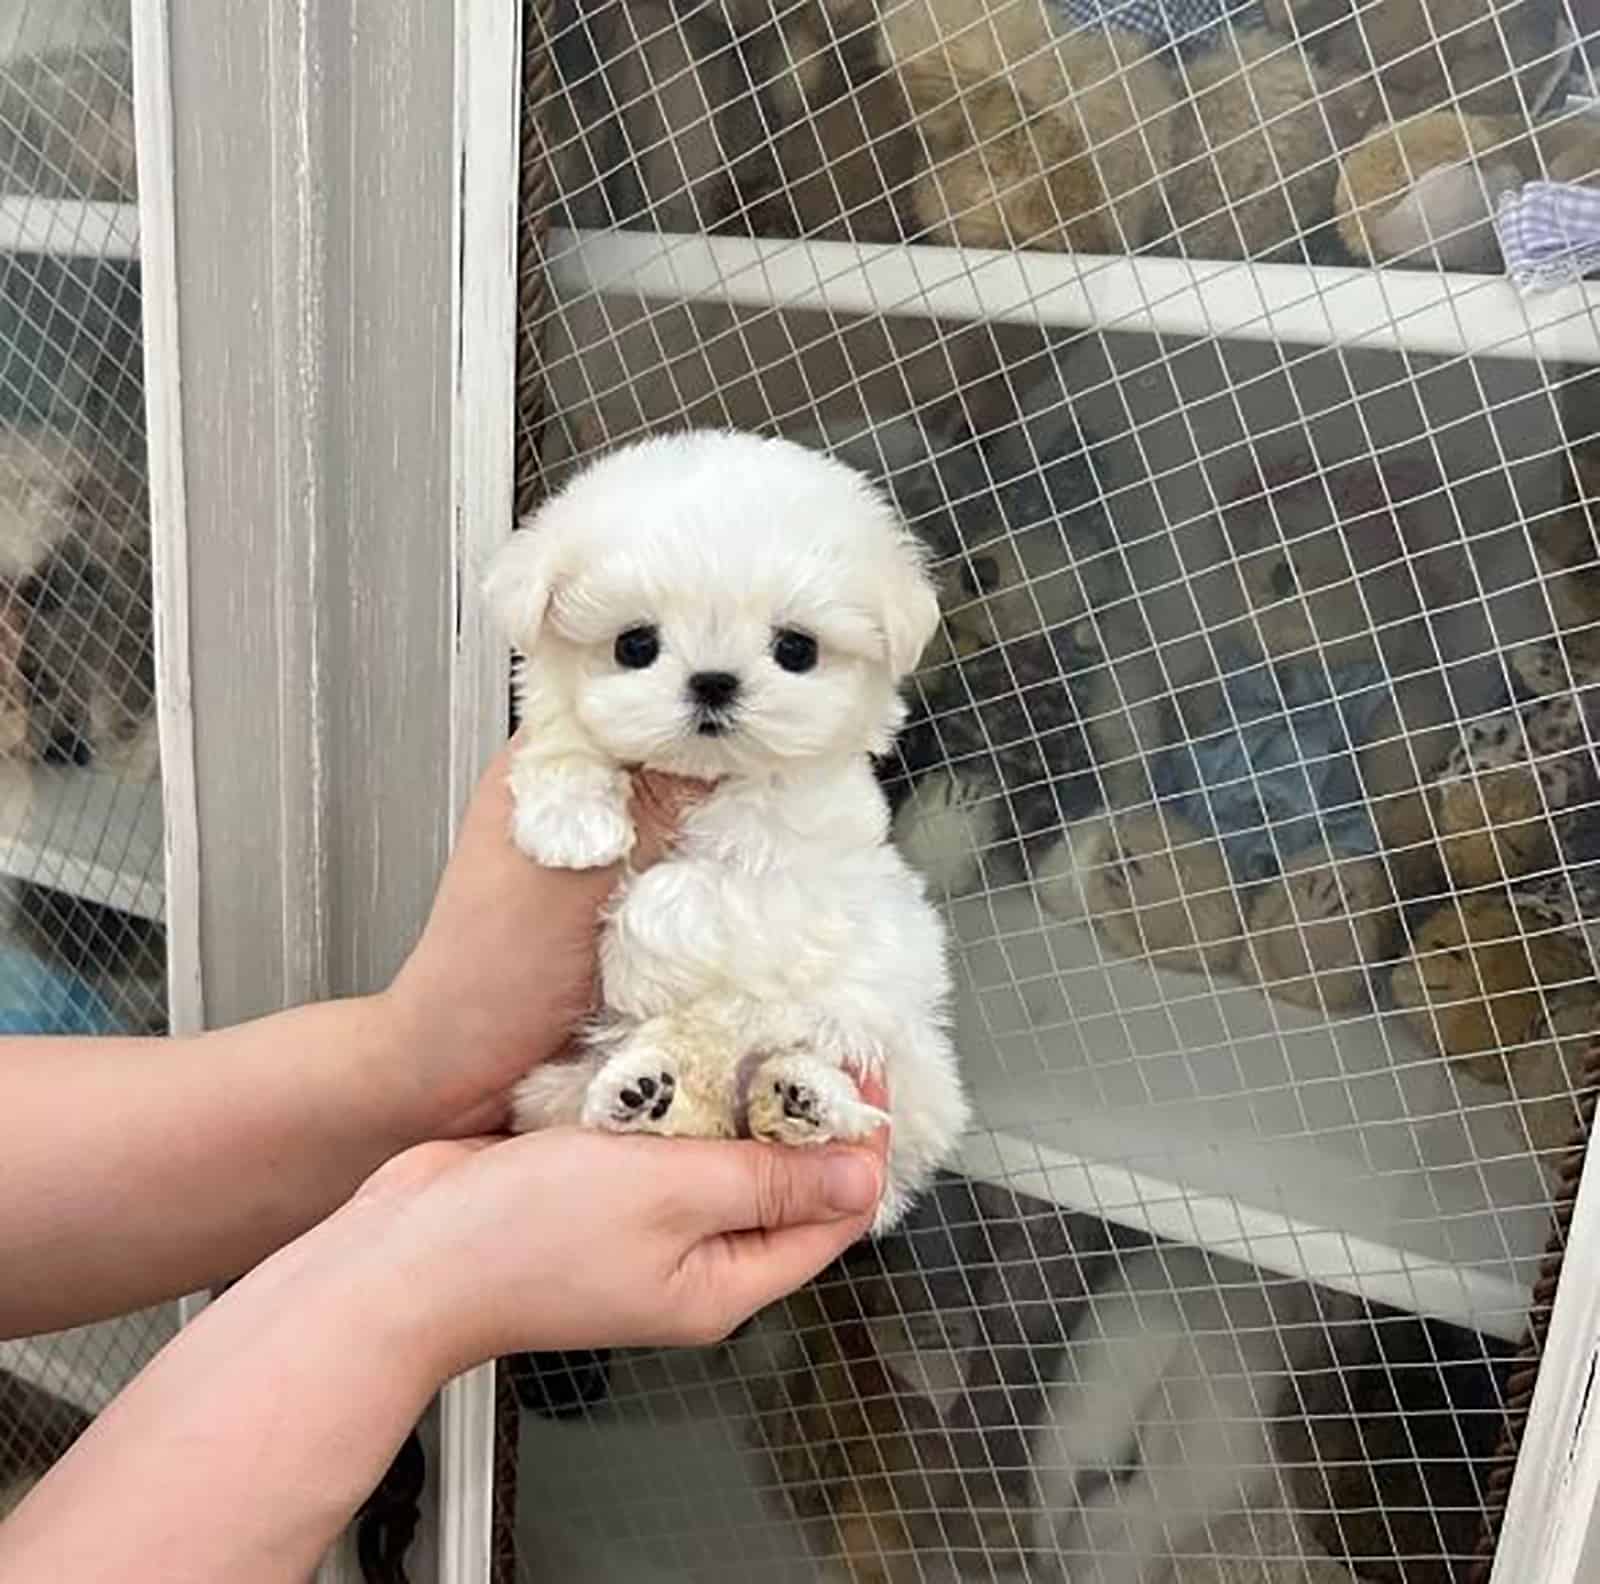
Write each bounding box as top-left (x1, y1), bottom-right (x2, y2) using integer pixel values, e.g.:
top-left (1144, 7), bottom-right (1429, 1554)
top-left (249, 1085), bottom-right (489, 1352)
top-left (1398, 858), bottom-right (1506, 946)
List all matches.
top-left (488, 432), bottom-right (970, 1231)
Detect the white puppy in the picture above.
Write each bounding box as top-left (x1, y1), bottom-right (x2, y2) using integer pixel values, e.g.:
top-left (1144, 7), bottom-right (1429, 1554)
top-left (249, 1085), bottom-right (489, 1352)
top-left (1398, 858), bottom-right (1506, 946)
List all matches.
top-left (486, 430), bottom-right (969, 1231)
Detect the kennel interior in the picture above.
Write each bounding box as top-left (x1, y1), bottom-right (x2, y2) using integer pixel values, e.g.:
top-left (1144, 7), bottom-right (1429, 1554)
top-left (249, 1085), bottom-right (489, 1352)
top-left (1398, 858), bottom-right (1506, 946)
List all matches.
top-left (0, 0), bottom-right (171, 1515)
top-left (491, 0), bottom-right (1600, 1579)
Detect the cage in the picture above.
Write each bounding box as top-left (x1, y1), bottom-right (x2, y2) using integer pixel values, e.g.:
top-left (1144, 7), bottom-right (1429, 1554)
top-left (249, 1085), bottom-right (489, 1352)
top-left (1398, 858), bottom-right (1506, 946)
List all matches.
top-left (7, 1), bottom-right (1600, 1581)
top-left (473, 0), bottom-right (1600, 1580)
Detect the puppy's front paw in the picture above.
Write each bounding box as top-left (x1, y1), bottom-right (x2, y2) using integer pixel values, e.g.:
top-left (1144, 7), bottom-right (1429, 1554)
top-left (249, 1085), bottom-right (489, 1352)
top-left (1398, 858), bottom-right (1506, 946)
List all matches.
top-left (509, 762), bottom-right (634, 870)
top-left (746, 1053), bottom-right (888, 1147)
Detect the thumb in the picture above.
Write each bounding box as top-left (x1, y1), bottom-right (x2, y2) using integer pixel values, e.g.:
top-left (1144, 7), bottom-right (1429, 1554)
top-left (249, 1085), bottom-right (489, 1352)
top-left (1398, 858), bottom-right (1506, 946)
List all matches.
top-left (677, 1144), bottom-right (885, 1340)
top-left (678, 1140), bottom-right (884, 1234)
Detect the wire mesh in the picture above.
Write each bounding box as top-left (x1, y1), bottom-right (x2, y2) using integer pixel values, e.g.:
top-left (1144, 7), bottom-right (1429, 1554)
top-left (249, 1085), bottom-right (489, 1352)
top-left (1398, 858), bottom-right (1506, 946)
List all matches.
top-left (0, 0), bottom-right (172, 1527)
top-left (503, 0), bottom-right (1600, 1578)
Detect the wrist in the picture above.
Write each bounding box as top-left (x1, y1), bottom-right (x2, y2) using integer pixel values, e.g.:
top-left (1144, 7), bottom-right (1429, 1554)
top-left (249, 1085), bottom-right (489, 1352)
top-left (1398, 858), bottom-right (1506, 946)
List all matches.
top-left (240, 1170), bottom-right (469, 1398)
top-left (353, 986), bottom-right (496, 1146)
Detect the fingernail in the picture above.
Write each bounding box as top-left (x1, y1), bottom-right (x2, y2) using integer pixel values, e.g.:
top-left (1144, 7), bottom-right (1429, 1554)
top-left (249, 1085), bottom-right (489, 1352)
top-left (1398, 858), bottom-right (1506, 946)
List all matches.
top-left (822, 1150), bottom-right (881, 1216)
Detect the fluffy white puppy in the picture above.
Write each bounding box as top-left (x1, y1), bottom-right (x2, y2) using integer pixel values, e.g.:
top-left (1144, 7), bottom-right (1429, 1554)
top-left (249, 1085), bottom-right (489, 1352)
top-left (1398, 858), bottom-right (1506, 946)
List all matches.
top-left (486, 430), bottom-right (969, 1231)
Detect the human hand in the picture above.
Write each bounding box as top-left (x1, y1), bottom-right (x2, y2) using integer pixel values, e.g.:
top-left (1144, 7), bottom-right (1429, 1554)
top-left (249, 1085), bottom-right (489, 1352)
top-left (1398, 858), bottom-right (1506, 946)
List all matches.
top-left (383, 742), bottom-right (706, 1138)
top-left (338, 1081), bottom-right (890, 1373)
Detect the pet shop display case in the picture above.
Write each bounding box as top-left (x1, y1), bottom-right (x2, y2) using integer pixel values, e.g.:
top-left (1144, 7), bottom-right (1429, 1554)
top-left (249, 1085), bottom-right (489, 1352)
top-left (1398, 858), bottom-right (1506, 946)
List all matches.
top-left (0, 0), bottom-right (178, 1513)
top-left (457, 0), bottom-right (1600, 1581)
top-left (17, 0), bottom-right (1600, 1580)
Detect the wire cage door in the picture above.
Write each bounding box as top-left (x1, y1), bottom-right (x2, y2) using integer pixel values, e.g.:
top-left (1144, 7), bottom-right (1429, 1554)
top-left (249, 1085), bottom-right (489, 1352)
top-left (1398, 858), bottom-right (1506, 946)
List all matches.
top-left (447, 0), bottom-right (1600, 1581)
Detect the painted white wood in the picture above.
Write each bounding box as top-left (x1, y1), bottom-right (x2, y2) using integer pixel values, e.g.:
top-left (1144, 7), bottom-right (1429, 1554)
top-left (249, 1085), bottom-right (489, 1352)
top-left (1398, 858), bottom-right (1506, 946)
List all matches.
top-left (438, 0), bottom-right (521, 1577)
top-left (132, 0), bottom-right (204, 1341)
top-left (129, 0), bottom-right (197, 999)
top-left (0, 196), bottom-right (137, 259)
top-left (162, 2), bottom-right (460, 1579)
top-left (1489, 1143), bottom-right (1600, 1583)
top-left (548, 229), bottom-right (1600, 365)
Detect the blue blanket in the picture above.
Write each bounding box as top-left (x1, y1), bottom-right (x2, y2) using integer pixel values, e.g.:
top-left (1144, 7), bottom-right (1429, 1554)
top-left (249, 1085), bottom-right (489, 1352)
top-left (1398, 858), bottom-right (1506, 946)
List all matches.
top-left (0, 942), bottom-right (117, 1035)
top-left (1155, 652), bottom-right (1391, 883)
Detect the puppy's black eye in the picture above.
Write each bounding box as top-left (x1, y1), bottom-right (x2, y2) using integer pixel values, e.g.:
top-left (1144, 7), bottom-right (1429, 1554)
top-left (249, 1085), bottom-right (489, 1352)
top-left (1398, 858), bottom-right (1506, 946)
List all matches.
top-left (1270, 560), bottom-right (1297, 598)
top-left (772, 628), bottom-right (818, 674)
top-left (614, 625), bottom-right (660, 669)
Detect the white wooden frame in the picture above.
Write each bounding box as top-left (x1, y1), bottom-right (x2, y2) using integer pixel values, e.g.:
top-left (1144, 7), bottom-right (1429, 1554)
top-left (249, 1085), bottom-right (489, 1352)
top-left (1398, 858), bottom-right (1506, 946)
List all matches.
top-left (129, 0), bottom-right (199, 1039)
top-left (438, 0), bottom-right (520, 1577)
top-left (156, 0), bottom-right (468, 1577)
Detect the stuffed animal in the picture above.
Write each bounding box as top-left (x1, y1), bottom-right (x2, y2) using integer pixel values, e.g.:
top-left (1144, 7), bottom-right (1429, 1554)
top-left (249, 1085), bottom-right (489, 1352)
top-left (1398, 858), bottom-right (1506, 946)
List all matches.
top-left (1424, 638), bottom-right (1600, 891)
top-left (1263, 0), bottom-right (1564, 122)
top-left (1334, 105), bottom-right (1600, 271)
top-left (547, 0), bottom-right (909, 242)
top-left (1390, 886), bottom-right (1598, 1161)
top-left (791, 387), bottom-right (1122, 900)
top-left (876, 0), bottom-right (1378, 261)
top-left (1040, 454), bottom-right (1462, 1007)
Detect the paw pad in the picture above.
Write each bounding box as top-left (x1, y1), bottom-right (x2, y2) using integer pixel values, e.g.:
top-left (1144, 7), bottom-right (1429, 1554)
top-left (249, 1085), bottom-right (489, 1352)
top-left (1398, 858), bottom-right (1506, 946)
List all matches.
top-left (776, 1079), bottom-right (821, 1126)
top-left (616, 1071), bottom-right (675, 1123)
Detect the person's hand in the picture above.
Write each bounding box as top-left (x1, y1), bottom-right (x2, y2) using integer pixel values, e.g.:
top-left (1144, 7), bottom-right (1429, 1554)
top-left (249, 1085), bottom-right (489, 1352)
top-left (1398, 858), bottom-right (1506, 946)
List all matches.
top-left (333, 1090), bottom-right (889, 1374)
top-left (383, 743), bottom-right (706, 1138)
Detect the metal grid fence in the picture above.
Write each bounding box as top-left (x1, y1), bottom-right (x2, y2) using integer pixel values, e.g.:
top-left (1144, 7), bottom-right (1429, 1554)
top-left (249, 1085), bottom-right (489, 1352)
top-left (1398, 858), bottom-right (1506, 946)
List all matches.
top-left (504, 1), bottom-right (1600, 1580)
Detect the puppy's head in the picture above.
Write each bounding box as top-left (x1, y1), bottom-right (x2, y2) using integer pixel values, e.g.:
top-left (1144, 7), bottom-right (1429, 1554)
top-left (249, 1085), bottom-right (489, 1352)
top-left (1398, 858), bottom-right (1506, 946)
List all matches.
top-left (486, 430), bottom-right (939, 777)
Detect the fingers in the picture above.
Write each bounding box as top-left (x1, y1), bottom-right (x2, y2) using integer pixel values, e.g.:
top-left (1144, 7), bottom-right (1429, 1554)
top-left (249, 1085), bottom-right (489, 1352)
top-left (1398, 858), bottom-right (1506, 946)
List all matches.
top-left (475, 739), bottom-right (707, 873)
top-left (852, 1072), bottom-right (892, 1166)
top-left (670, 1139), bottom-right (883, 1235)
top-left (630, 771), bottom-right (713, 868)
top-left (693, 1217), bottom-right (874, 1336)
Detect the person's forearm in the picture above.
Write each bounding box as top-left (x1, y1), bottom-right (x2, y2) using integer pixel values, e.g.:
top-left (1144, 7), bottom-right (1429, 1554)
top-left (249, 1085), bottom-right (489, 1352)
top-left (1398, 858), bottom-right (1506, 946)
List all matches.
top-left (0, 994), bottom-right (428, 1336)
top-left (0, 1199), bottom-right (442, 1583)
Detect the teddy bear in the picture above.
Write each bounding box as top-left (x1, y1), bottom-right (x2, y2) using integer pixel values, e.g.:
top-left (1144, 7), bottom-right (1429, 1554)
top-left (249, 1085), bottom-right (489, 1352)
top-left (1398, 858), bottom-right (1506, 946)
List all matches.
top-left (1262, 0), bottom-right (1565, 123)
top-left (1390, 878), bottom-right (1600, 1164)
top-left (1036, 452), bottom-right (1462, 1007)
top-left (875, 0), bottom-right (1380, 262)
top-left (1422, 637), bottom-right (1600, 891)
top-left (1333, 103), bottom-right (1600, 271)
top-left (546, 0), bottom-right (911, 241)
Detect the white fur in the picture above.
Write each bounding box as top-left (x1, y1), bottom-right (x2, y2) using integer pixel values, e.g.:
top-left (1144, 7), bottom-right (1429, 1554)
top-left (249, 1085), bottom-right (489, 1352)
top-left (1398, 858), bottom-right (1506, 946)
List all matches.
top-left (490, 430), bottom-right (969, 1232)
top-left (1033, 1247), bottom-right (1329, 1584)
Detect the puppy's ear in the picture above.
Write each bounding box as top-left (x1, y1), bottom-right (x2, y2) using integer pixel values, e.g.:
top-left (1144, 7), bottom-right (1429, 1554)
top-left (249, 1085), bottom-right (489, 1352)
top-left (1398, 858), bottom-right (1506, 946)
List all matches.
top-left (877, 530), bottom-right (943, 678)
top-left (484, 520), bottom-right (559, 651)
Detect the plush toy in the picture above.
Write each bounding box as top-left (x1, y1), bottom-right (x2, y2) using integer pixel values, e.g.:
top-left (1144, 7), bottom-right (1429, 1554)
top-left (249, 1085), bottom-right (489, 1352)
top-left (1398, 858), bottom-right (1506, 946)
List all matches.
top-left (548, 0), bottom-right (905, 241)
top-left (1389, 887), bottom-right (1597, 1161)
top-left (1263, 0), bottom-right (1564, 122)
top-left (1424, 638), bottom-right (1600, 890)
top-left (1042, 454), bottom-right (1461, 1007)
top-left (876, 0), bottom-right (1377, 260)
top-left (1334, 105), bottom-right (1600, 271)
top-left (1041, 806), bottom-right (1245, 974)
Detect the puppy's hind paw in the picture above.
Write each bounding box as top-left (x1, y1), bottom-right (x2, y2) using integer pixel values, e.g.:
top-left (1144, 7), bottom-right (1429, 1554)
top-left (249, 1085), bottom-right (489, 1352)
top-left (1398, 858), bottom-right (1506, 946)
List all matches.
top-left (746, 1053), bottom-right (887, 1147)
top-left (581, 1064), bottom-right (677, 1132)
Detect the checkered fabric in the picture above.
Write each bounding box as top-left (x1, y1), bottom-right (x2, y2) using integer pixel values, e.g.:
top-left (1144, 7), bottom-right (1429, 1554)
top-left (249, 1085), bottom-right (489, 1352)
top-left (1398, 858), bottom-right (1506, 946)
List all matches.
top-left (1497, 179), bottom-right (1600, 289)
top-left (1050, 0), bottom-right (1264, 51)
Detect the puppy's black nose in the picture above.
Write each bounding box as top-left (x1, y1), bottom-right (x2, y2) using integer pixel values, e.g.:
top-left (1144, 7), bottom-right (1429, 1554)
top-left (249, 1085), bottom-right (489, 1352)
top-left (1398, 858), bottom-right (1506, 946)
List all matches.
top-left (688, 671), bottom-right (740, 709)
